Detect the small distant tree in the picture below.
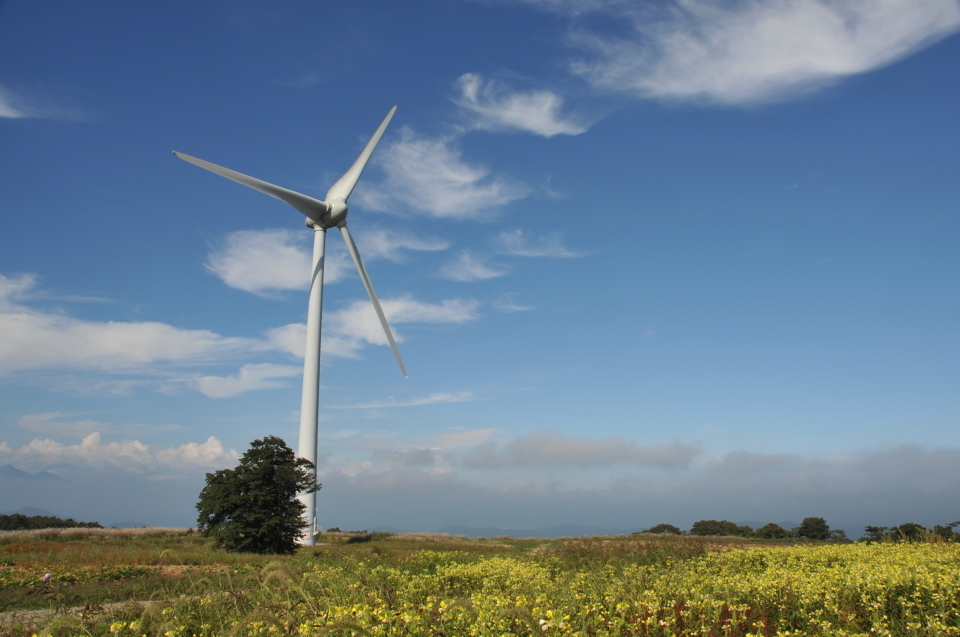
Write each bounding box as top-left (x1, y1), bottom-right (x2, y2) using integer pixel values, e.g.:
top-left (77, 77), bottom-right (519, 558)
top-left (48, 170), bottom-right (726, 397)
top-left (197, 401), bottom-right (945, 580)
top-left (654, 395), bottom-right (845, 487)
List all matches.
top-left (862, 525), bottom-right (890, 542)
top-left (933, 521), bottom-right (960, 541)
top-left (830, 529), bottom-right (850, 543)
top-left (755, 523), bottom-right (789, 539)
top-left (795, 517), bottom-right (831, 540)
top-left (690, 520), bottom-right (752, 537)
top-left (196, 436), bottom-right (319, 554)
top-left (895, 522), bottom-right (928, 542)
top-left (642, 523), bottom-right (683, 535)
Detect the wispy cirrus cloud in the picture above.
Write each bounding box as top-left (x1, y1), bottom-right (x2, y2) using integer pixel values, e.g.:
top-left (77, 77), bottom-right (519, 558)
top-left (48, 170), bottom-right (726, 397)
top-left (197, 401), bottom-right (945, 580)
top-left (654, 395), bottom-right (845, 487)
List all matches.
top-left (455, 73), bottom-right (590, 137)
top-left (331, 391), bottom-right (476, 409)
top-left (359, 127), bottom-right (529, 219)
top-left (497, 229), bottom-right (581, 258)
top-left (440, 251), bottom-right (509, 282)
top-left (266, 296), bottom-right (483, 360)
top-left (353, 228), bottom-right (450, 261)
top-left (528, 0), bottom-right (960, 105)
top-left (0, 85), bottom-right (88, 120)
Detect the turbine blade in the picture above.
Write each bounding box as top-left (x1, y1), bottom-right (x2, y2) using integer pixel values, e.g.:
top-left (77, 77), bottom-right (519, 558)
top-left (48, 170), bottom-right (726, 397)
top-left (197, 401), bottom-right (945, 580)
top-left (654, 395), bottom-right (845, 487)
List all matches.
top-left (339, 225), bottom-right (407, 378)
top-left (173, 151), bottom-right (329, 223)
top-left (325, 105), bottom-right (397, 203)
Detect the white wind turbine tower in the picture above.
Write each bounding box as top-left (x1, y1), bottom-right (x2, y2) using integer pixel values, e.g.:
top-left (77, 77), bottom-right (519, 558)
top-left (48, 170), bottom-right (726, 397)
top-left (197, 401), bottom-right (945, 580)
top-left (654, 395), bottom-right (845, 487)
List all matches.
top-left (174, 106), bottom-right (405, 546)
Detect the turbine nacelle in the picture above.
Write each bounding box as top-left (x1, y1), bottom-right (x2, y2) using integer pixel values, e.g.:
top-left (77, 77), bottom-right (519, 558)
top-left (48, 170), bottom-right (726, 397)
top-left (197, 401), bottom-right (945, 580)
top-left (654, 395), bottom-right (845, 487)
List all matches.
top-left (321, 198), bottom-right (349, 229)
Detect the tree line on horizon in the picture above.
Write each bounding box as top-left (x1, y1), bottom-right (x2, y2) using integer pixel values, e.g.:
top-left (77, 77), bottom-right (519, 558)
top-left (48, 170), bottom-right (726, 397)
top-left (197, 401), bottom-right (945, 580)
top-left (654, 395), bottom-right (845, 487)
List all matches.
top-left (0, 513), bottom-right (103, 531)
top-left (637, 518), bottom-right (960, 542)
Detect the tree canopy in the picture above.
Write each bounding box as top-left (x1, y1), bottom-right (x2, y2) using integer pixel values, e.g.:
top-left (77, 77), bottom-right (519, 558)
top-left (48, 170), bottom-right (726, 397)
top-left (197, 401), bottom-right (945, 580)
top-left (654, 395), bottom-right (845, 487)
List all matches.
top-left (196, 436), bottom-right (319, 554)
top-left (795, 517), bottom-right (831, 540)
top-left (689, 520), bottom-right (753, 537)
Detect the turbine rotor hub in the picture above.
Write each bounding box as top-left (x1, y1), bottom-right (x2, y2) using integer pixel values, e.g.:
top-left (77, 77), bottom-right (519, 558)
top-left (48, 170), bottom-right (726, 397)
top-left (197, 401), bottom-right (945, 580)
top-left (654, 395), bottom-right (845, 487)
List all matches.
top-left (320, 198), bottom-right (348, 229)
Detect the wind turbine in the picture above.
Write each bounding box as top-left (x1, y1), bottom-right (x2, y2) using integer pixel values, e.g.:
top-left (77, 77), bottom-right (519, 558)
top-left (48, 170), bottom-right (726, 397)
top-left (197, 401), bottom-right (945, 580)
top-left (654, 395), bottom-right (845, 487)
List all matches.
top-left (174, 106), bottom-right (405, 546)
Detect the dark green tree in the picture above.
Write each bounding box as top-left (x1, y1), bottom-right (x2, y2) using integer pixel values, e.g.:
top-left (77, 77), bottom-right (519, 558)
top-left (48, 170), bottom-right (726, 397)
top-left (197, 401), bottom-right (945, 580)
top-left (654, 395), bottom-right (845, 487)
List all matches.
top-left (690, 520), bottom-right (753, 537)
top-left (862, 525), bottom-right (890, 542)
top-left (933, 521), bottom-right (960, 541)
top-left (795, 517), bottom-right (831, 540)
top-left (894, 522), bottom-right (928, 541)
top-left (196, 436), bottom-right (319, 554)
top-left (641, 523), bottom-right (683, 535)
top-left (755, 523), bottom-right (789, 539)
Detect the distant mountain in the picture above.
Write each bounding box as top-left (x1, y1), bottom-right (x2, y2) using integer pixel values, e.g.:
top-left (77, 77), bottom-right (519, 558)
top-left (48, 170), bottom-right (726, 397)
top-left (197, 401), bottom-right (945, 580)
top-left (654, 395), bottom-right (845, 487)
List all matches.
top-left (0, 464), bottom-right (67, 483)
top-left (433, 523), bottom-right (625, 539)
top-left (1, 506), bottom-right (57, 517)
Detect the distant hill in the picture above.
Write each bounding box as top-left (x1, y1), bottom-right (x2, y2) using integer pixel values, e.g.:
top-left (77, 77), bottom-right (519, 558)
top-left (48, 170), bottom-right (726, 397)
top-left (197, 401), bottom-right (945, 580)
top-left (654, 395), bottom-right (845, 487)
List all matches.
top-left (1, 506), bottom-right (57, 517)
top-left (0, 464), bottom-right (67, 483)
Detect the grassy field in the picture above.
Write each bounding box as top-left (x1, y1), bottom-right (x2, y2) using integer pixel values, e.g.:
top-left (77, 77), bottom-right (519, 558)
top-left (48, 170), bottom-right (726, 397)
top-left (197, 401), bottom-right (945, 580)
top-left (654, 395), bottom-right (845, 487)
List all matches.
top-left (1, 528), bottom-right (958, 637)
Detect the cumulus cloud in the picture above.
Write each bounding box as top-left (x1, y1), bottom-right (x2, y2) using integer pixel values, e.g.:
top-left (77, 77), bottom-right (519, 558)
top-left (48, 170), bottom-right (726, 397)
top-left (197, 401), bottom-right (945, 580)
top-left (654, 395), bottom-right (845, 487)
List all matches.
top-left (331, 391), bottom-right (476, 409)
top-left (463, 431), bottom-right (701, 469)
top-left (358, 127), bottom-right (529, 219)
top-left (0, 432), bottom-right (238, 473)
top-left (205, 229), bottom-right (351, 295)
top-left (192, 363), bottom-right (302, 398)
top-left (440, 251), bottom-right (509, 282)
top-left (497, 229), bottom-right (581, 258)
top-left (206, 228), bottom-right (448, 295)
top-left (0, 274), bottom-right (255, 376)
top-left (455, 73), bottom-right (589, 137)
top-left (554, 0), bottom-right (960, 105)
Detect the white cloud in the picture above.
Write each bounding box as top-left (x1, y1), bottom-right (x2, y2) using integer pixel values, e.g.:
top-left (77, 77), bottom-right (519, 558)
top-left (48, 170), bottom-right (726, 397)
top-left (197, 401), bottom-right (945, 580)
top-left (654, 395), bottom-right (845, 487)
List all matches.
top-left (206, 228), bottom-right (449, 295)
top-left (497, 229), bottom-right (581, 258)
top-left (564, 0), bottom-right (960, 105)
top-left (358, 127), bottom-right (529, 219)
top-left (0, 274), bottom-right (255, 376)
top-left (192, 363), bottom-right (302, 398)
top-left (440, 251), bottom-right (509, 281)
top-left (266, 297), bottom-right (482, 360)
top-left (455, 73), bottom-right (589, 137)
top-left (331, 391), bottom-right (476, 409)
top-left (205, 228), bottom-right (351, 295)
top-left (0, 432), bottom-right (239, 473)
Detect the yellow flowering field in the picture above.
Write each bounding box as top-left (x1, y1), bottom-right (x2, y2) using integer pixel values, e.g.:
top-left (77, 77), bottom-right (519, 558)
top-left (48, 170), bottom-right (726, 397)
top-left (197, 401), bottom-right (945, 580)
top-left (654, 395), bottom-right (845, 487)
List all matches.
top-left (97, 541), bottom-right (960, 637)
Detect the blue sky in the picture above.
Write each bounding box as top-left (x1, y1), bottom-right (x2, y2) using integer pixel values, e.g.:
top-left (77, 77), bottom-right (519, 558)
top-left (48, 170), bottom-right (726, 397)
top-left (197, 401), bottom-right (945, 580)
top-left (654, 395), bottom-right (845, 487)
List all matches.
top-left (1, 0), bottom-right (959, 535)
